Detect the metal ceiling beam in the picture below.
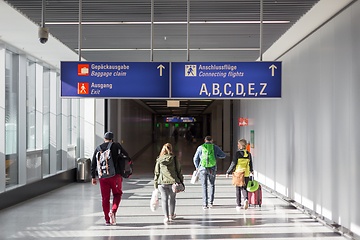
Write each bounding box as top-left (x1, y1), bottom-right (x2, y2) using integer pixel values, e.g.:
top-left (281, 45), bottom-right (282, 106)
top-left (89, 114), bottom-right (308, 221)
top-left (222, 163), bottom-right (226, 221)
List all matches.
top-left (260, 0), bottom-right (263, 61)
top-left (78, 0), bottom-right (82, 61)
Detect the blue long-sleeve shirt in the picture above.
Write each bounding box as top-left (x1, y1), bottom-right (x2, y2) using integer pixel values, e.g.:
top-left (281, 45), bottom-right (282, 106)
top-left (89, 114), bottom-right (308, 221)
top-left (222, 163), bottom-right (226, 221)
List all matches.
top-left (193, 142), bottom-right (226, 171)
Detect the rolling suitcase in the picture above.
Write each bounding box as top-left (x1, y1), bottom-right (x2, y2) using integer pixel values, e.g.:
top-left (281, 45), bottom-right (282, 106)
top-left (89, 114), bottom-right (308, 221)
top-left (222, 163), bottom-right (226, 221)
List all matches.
top-left (248, 182), bottom-right (262, 207)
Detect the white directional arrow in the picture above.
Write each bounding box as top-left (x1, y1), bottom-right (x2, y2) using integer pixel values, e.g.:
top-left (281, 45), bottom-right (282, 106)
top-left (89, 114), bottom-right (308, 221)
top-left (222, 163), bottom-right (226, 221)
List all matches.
top-left (157, 64), bottom-right (165, 76)
top-left (269, 64), bottom-right (277, 76)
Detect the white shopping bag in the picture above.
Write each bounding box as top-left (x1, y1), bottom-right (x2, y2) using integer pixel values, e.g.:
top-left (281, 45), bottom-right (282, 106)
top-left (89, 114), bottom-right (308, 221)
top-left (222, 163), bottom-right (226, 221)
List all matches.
top-left (150, 189), bottom-right (159, 212)
top-left (190, 169), bottom-right (200, 184)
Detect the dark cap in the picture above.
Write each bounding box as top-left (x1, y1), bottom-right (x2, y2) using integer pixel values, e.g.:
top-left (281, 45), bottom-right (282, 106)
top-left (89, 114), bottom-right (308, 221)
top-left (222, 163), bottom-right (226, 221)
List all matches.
top-left (104, 132), bottom-right (114, 140)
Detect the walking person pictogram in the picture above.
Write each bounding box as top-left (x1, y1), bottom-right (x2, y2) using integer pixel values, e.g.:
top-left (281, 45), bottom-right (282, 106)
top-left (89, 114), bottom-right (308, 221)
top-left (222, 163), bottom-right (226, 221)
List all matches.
top-left (185, 65), bottom-right (197, 76)
top-left (80, 83), bottom-right (87, 94)
top-left (187, 66), bottom-right (194, 76)
top-left (78, 82), bottom-right (89, 94)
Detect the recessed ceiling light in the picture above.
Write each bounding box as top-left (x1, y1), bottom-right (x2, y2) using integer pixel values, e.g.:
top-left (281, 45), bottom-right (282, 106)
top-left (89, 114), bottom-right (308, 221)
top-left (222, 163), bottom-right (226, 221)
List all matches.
top-left (46, 20), bottom-right (289, 25)
top-left (75, 48), bottom-right (260, 51)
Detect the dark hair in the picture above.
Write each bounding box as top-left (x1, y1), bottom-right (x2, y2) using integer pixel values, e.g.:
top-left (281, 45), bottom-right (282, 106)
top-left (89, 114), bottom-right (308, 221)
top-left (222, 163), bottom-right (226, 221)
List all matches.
top-left (204, 136), bottom-right (212, 141)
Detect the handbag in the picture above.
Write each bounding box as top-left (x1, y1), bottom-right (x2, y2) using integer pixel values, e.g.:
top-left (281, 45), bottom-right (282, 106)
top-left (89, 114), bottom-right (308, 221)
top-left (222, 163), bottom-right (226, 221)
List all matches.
top-left (232, 171), bottom-right (245, 187)
top-left (190, 168), bottom-right (200, 184)
top-left (172, 156), bottom-right (185, 193)
top-left (150, 189), bottom-right (159, 212)
top-left (172, 182), bottom-right (185, 193)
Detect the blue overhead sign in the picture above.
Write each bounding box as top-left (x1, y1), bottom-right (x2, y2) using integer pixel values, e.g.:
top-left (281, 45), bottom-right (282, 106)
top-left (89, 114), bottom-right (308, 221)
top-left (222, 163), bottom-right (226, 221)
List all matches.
top-left (61, 62), bottom-right (169, 98)
top-left (164, 117), bottom-right (195, 122)
top-left (165, 117), bottom-right (179, 123)
top-left (179, 117), bottom-right (195, 122)
top-left (171, 62), bottom-right (281, 98)
top-left (61, 61), bottom-right (281, 99)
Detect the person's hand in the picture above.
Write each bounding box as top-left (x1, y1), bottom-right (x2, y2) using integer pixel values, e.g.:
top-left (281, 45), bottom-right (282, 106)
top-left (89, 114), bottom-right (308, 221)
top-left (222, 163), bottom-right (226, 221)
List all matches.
top-left (92, 178), bottom-right (97, 185)
top-left (226, 173), bottom-right (229, 178)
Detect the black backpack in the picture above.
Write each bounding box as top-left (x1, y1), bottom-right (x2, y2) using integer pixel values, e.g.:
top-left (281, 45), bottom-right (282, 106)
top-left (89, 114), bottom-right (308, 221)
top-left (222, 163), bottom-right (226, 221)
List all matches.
top-left (96, 142), bottom-right (116, 179)
top-left (119, 152), bottom-right (133, 178)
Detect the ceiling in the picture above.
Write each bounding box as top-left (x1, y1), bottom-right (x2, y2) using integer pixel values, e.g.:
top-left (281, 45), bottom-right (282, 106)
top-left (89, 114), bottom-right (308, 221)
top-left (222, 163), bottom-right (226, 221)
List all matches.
top-left (4, 0), bottom-right (320, 117)
top-left (140, 99), bottom-right (215, 117)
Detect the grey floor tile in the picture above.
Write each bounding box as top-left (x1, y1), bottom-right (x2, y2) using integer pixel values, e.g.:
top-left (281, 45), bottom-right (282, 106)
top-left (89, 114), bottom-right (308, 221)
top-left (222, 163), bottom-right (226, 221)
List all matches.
top-left (0, 137), bottom-right (346, 240)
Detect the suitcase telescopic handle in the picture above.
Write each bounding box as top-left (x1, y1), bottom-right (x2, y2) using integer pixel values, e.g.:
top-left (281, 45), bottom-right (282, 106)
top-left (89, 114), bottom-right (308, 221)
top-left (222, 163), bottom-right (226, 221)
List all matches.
top-left (249, 173), bottom-right (254, 182)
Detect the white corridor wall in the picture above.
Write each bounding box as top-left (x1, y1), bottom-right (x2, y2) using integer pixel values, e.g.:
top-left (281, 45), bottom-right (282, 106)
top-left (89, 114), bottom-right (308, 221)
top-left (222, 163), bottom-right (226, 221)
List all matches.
top-left (235, 1), bottom-right (360, 236)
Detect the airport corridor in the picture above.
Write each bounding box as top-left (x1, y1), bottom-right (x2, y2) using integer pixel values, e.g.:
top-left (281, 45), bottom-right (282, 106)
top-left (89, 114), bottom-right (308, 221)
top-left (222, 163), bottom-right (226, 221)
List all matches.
top-left (0, 137), bottom-right (346, 240)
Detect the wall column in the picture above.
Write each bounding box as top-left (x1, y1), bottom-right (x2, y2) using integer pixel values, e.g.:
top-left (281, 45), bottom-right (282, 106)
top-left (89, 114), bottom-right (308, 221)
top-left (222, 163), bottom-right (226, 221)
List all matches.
top-left (0, 45), bottom-right (5, 192)
top-left (95, 99), bottom-right (105, 147)
top-left (223, 100), bottom-right (231, 153)
top-left (107, 99), bottom-right (118, 139)
top-left (216, 103), bottom-right (223, 148)
top-left (18, 54), bottom-right (27, 185)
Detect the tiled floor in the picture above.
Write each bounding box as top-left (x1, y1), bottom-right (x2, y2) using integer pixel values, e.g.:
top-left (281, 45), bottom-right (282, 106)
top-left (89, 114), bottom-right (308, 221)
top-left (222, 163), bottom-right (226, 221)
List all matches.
top-left (0, 137), bottom-right (346, 239)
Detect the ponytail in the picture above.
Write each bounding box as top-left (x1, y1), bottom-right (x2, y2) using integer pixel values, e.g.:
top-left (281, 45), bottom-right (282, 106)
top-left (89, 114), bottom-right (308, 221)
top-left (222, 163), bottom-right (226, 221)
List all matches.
top-left (160, 143), bottom-right (172, 156)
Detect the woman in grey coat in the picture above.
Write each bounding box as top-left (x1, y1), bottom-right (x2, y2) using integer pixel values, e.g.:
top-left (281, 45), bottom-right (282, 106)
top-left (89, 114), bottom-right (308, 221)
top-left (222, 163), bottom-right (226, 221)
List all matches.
top-left (154, 143), bottom-right (184, 224)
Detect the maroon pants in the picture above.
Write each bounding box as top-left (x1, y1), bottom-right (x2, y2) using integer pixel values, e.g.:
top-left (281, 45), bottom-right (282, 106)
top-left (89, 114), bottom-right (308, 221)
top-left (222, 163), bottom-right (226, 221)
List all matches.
top-left (99, 175), bottom-right (123, 222)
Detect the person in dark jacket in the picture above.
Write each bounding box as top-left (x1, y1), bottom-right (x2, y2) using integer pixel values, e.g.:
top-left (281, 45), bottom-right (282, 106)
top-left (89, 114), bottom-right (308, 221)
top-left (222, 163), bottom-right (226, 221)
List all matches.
top-left (185, 128), bottom-right (192, 145)
top-left (226, 139), bottom-right (254, 210)
top-left (91, 132), bottom-right (130, 226)
top-left (154, 143), bottom-right (184, 224)
top-left (172, 128), bottom-right (179, 144)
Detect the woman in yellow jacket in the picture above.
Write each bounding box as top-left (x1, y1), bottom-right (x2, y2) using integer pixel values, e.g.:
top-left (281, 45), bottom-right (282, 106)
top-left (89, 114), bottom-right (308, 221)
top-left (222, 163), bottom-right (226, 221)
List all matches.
top-left (226, 139), bottom-right (253, 210)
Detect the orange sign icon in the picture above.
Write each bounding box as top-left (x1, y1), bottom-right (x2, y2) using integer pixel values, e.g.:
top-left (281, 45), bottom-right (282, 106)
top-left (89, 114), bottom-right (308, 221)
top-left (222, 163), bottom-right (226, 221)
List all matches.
top-left (78, 64), bottom-right (89, 76)
top-left (78, 82), bottom-right (89, 94)
top-left (238, 118), bottom-right (248, 126)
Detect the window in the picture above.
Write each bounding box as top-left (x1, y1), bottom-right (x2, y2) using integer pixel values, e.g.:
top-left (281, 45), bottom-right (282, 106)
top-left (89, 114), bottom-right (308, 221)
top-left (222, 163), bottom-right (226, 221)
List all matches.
top-left (5, 50), bottom-right (19, 187)
top-left (26, 60), bottom-right (36, 150)
top-left (42, 68), bottom-right (50, 175)
top-left (56, 74), bottom-right (62, 171)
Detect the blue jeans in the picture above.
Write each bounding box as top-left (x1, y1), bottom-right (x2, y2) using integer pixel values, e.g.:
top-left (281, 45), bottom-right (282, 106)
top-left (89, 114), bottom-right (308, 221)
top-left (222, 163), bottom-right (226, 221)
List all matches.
top-left (199, 167), bottom-right (216, 206)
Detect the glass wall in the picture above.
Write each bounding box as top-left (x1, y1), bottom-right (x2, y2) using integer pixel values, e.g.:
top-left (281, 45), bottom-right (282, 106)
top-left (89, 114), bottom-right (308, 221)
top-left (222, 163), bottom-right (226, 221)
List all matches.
top-left (56, 77), bottom-right (62, 171)
top-left (5, 50), bottom-right (19, 188)
top-left (68, 100), bottom-right (72, 145)
top-left (42, 68), bottom-right (50, 176)
top-left (0, 42), bottom-right (89, 192)
top-left (26, 60), bottom-right (36, 150)
top-left (67, 99), bottom-right (77, 169)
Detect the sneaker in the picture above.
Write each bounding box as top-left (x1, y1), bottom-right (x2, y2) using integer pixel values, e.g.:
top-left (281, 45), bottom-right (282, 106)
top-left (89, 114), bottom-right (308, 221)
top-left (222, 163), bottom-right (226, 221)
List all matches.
top-left (109, 211), bottom-right (116, 225)
top-left (236, 206), bottom-right (241, 211)
top-left (209, 204), bottom-right (213, 209)
top-left (244, 200), bottom-right (249, 210)
top-left (203, 205), bottom-right (208, 209)
top-left (164, 217), bottom-right (169, 224)
top-left (170, 214), bottom-right (176, 221)
top-left (105, 220), bottom-right (111, 226)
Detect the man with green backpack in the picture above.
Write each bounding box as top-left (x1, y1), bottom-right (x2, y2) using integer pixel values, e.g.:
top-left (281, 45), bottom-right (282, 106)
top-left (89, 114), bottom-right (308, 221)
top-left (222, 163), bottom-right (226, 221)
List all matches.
top-left (193, 136), bottom-right (226, 209)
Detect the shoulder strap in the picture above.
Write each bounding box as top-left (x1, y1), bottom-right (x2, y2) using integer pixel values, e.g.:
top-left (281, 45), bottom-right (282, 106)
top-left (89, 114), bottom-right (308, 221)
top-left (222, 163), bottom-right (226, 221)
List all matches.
top-left (96, 142), bottom-right (113, 152)
top-left (173, 156), bottom-right (183, 184)
top-left (174, 156), bottom-right (178, 174)
top-left (96, 145), bottom-right (102, 152)
top-left (107, 142), bottom-right (113, 150)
